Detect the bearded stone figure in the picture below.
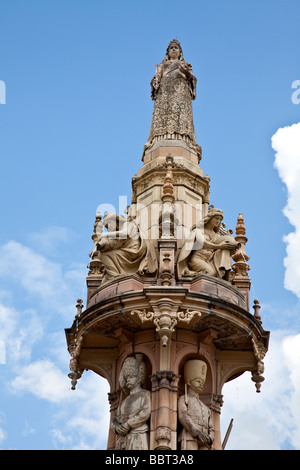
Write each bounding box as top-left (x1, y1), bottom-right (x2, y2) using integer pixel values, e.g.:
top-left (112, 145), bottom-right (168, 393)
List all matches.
top-left (178, 360), bottom-right (214, 450)
top-left (111, 354), bottom-right (151, 450)
top-left (144, 39), bottom-right (201, 160)
top-left (177, 207), bottom-right (240, 279)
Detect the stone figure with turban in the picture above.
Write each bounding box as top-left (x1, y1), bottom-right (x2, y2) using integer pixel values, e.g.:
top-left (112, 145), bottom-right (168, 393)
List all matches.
top-left (178, 360), bottom-right (214, 450)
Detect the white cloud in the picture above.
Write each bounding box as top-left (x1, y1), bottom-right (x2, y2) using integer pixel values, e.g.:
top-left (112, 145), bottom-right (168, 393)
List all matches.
top-left (282, 333), bottom-right (300, 448)
top-left (10, 359), bottom-right (71, 403)
top-left (0, 230), bottom-right (107, 449)
top-left (272, 122), bottom-right (300, 299)
top-left (0, 239), bottom-right (86, 318)
top-left (3, 218), bottom-right (298, 450)
top-left (51, 371), bottom-right (110, 450)
top-left (0, 303), bottom-right (43, 365)
top-left (0, 412), bottom-right (7, 447)
top-left (221, 330), bottom-right (300, 450)
top-left (10, 359), bottom-right (110, 449)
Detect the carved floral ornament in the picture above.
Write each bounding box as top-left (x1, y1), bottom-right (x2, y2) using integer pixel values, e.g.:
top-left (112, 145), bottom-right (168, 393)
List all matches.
top-left (131, 308), bottom-right (202, 347)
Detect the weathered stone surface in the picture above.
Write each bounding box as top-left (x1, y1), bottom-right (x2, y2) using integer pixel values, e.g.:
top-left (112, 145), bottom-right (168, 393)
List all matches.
top-left (65, 40), bottom-right (270, 451)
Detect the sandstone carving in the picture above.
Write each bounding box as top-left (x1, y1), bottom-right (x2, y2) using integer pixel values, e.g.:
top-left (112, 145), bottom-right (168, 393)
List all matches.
top-left (65, 39), bottom-right (270, 452)
top-left (178, 360), bottom-right (214, 450)
top-left (111, 354), bottom-right (151, 450)
top-left (177, 206), bottom-right (240, 279)
top-left (96, 213), bottom-right (157, 284)
top-left (144, 39), bottom-right (201, 160)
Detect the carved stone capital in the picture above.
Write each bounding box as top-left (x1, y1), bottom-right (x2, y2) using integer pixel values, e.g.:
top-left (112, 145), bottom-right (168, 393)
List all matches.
top-left (151, 371), bottom-right (180, 391)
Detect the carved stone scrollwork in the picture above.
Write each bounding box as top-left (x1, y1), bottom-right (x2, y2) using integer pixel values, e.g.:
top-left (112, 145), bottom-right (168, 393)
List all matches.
top-left (68, 334), bottom-right (84, 390)
top-left (177, 309), bottom-right (202, 326)
top-left (131, 309), bottom-right (154, 324)
top-left (155, 426), bottom-right (171, 447)
top-left (131, 308), bottom-right (202, 347)
top-left (251, 336), bottom-right (267, 393)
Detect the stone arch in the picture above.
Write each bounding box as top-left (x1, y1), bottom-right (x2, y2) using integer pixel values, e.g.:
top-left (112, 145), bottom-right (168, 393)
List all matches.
top-left (177, 354), bottom-right (213, 398)
top-left (218, 362), bottom-right (253, 395)
top-left (116, 350), bottom-right (153, 394)
top-left (174, 341), bottom-right (216, 395)
top-left (134, 341), bottom-right (159, 376)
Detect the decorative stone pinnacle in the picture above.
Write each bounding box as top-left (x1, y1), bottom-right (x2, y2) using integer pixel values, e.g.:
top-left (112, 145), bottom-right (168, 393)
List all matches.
top-left (75, 299), bottom-right (83, 318)
top-left (253, 299), bottom-right (262, 324)
top-left (162, 154), bottom-right (174, 202)
top-left (235, 213), bottom-right (246, 236)
top-left (232, 213), bottom-right (250, 275)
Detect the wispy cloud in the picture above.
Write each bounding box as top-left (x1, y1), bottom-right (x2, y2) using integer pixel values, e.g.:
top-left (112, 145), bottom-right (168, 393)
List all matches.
top-left (221, 330), bottom-right (300, 450)
top-left (0, 412), bottom-right (7, 448)
top-left (0, 229), bottom-right (101, 449)
top-left (0, 238), bottom-right (86, 318)
top-left (1, 193), bottom-right (300, 450)
top-left (221, 123), bottom-right (300, 450)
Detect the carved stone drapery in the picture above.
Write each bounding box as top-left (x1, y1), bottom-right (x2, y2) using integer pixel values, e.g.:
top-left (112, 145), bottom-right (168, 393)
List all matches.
top-left (178, 360), bottom-right (214, 450)
top-left (145, 39), bottom-right (201, 161)
top-left (111, 354), bottom-right (151, 450)
top-left (91, 213), bottom-right (157, 285)
top-left (177, 206), bottom-right (240, 279)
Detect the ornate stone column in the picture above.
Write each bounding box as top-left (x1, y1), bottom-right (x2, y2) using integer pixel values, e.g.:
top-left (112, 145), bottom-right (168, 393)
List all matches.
top-left (150, 371), bottom-right (180, 450)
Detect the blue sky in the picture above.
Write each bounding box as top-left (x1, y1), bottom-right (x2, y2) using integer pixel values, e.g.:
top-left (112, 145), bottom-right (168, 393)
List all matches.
top-left (0, 0), bottom-right (300, 450)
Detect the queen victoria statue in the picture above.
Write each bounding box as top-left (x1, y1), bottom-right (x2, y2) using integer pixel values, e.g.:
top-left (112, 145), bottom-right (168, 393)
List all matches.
top-left (144, 39), bottom-right (202, 161)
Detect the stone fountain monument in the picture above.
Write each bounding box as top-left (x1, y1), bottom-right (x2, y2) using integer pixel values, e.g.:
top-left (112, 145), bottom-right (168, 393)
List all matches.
top-left (65, 39), bottom-right (270, 450)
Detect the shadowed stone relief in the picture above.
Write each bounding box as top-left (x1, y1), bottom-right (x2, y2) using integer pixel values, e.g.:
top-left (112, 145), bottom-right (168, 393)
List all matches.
top-left (111, 354), bottom-right (151, 450)
top-left (178, 360), bottom-right (214, 450)
top-left (92, 213), bottom-right (157, 285)
top-left (177, 206), bottom-right (240, 279)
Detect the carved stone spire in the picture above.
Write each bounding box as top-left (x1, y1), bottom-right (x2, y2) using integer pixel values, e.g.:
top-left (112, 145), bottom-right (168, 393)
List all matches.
top-left (232, 213), bottom-right (250, 274)
top-left (231, 213), bottom-right (251, 309)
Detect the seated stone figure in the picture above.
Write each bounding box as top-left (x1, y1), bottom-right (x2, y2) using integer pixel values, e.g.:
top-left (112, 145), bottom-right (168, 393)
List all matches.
top-left (178, 360), bottom-right (214, 450)
top-left (111, 354), bottom-right (151, 450)
top-left (97, 212), bottom-right (157, 284)
top-left (177, 207), bottom-right (240, 279)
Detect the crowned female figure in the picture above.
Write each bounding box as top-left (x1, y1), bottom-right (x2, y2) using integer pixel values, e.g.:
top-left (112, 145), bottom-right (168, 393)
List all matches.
top-left (144, 39), bottom-right (201, 160)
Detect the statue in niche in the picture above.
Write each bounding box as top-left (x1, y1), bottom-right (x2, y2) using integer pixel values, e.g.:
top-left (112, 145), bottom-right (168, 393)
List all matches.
top-left (97, 212), bottom-right (157, 284)
top-left (144, 39), bottom-right (202, 160)
top-left (177, 207), bottom-right (240, 280)
top-left (111, 354), bottom-right (151, 450)
top-left (178, 360), bottom-right (214, 450)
